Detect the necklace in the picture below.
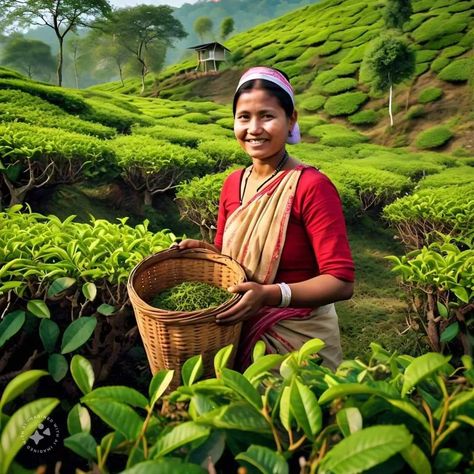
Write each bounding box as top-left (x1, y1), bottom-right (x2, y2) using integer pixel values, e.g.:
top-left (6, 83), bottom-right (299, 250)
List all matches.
top-left (239, 150), bottom-right (289, 205)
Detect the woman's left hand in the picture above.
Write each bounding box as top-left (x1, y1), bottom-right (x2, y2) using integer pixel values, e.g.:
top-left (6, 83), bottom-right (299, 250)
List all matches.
top-left (216, 282), bottom-right (268, 324)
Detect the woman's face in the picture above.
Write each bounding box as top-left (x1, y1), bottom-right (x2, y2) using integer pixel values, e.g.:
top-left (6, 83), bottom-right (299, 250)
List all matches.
top-left (234, 88), bottom-right (297, 162)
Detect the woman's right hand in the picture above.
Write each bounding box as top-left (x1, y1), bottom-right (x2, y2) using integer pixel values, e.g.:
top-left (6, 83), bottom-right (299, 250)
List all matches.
top-left (170, 238), bottom-right (203, 250)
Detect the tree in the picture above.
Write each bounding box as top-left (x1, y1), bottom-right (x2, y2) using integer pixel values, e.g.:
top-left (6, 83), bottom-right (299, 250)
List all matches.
top-left (0, 0), bottom-right (112, 86)
top-left (97, 5), bottom-right (187, 95)
top-left (193, 16), bottom-right (213, 42)
top-left (2, 34), bottom-right (55, 80)
top-left (220, 17), bottom-right (234, 41)
top-left (363, 35), bottom-right (415, 126)
top-left (384, 0), bottom-right (412, 30)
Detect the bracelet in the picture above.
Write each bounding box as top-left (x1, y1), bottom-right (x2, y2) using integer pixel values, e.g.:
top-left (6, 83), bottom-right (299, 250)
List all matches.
top-left (277, 282), bottom-right (292, 308)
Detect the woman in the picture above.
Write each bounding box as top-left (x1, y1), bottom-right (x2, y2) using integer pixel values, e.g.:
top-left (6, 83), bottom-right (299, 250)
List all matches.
top-left (174, 66), bottom-right (354, 370)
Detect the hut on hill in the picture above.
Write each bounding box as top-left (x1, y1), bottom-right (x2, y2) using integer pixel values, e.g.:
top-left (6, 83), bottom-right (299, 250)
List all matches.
top-left (188, 42), bottom-right (230, 73)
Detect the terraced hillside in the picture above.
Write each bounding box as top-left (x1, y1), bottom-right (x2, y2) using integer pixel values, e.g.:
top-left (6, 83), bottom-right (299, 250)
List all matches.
top-left (94, 0), bottom-right (473, 151)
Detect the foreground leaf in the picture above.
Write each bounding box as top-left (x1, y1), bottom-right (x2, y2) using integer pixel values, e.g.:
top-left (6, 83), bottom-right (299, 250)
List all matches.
top-left (0, 370), bottom-right (48, 411)
top-left (0, 310), bottom-right (25, 348)
top-left (48, 353), bottom-right (68, 382)
top-left (61, 317), bottom-right (97, 354)
top-left (122, 460), bottom-right (206, 474)
top-left (319, 425), bottom-right (413, 474)
top-left (149, 370), bottom-right (174, 406)
top-left (70, 355), bottom-right (95, 395)
top-left (67, 403), bottom-right (91, 435)
top-left (401, 443), bottom-right (432, 474)
top-left (47, 277), bottom-right (76, 297)
top-left (290, 378), bottom-right (322, 440)
top-left (182, 355), bottom-right (203, 386)
top-left (27, 300), bottom-right (50, 319)
top-left (236, 445), bottom-right (288, 474)
top-left (297, 338), bottom-right (325, 364)
top-left (214, 344), bottom-right (234, 376)
top-left (336, 407), bottom-right (363, 437)
top-left (222, 368), bottom-right (262, 410)
top-left (64, 432), bottom-right (97, 461)
top-left (243, 354), bottom-right (284, 382)
top-left (82, 386), bottom-right (148, 409)
top-left (39, 319), bottom-right (60, 353)
top-left (0, 398), bottom-right (59, 474)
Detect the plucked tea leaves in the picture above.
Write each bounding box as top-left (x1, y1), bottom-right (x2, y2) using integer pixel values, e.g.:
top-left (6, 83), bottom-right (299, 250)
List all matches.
top-left (150, 281), bottom-right (231, 311)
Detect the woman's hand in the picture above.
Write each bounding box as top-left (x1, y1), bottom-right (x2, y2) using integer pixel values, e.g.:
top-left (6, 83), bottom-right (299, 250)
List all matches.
top-left (170, 238), bottom-right (203, 250)
top-left (216, 282), bottom-right (276, 324)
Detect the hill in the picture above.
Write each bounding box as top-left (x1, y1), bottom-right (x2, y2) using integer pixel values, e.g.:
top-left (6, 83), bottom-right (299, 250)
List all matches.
top-left (95, 0), bottom-right (473, 151)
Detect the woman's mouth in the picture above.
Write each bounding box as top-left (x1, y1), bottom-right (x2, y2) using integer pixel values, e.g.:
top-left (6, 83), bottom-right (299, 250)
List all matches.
top-left (246, 139), bottom-right (267, 144)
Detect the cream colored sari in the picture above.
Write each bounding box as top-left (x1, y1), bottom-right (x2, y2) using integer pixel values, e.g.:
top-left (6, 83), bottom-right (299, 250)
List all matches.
top-left (221, 165), bottom-right (343, 371)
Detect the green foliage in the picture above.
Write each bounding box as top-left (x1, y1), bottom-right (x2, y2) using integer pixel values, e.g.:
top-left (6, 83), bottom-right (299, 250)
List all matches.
top-left (323, 91), bottom-right (368, 116)
top-left (194, 16), bottom-right (213, 41)
top-left (348, 109), bottom-right (379, 125)
top-left (317, 41), bottom-right (342, 56)
top-left (417, 87), bottom-right (443, 104)
top-left (0, 89), bottom-right (116, 138)
top-left (415, 49), bottom-right (439, 63)
top-left (134, 124), bottom-right (202, 148)
top-left (181, 112), bottom-right (211, 124)
top-left (321, 77), bottom-right (358, 94)
top-left (197, 139), bottom-right (248, 170)
top-left (415, 126), bottom-right (454, 149)
top-left (308, 124), bottom-right (369, 147)
top-left (438, 58), bottom-right (472, 82)
top-left (362, 35), bottom-right (415, 92)
top-left (430, 56), bottom-right (450, 72)
top-left (411, 12), bottom-right (470, 43)
top-left (384, 0), bottom-right (413, 29)
top-left (405, 104), bottom-right (425, 119)
top-left (151, 281), bottom-right (231, 311)
top-left (299, 94), bottom-right (326, 112)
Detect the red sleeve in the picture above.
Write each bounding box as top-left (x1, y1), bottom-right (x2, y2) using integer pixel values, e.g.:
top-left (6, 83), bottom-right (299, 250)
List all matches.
top-left (300, 170), bottom-right (355, 282)
top-left (214, 170), bottom-right (241, 251)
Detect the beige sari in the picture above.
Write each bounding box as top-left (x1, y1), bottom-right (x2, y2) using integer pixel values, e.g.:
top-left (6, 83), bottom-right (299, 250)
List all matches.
top-left (221, 165), bottom-right (343, 371)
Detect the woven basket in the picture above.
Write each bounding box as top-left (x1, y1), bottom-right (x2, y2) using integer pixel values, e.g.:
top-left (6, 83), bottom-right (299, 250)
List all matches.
top-left (127, 248), bottom-right (246, 387)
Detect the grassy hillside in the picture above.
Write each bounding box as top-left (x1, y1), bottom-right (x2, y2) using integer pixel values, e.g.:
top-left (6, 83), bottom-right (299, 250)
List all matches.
top-left (94, 0), bottom-right (473, 152)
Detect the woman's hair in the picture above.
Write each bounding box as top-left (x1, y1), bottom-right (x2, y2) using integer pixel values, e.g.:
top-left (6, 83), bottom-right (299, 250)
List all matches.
top-left (233, 69), bottom-right (294, 118)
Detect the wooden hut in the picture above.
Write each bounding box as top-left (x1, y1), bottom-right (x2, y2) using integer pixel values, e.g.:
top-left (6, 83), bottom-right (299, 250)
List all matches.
top-left (188, 42), bottom-right (230, 73)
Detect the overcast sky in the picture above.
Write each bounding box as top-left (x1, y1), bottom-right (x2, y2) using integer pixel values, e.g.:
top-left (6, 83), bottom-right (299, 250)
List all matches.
top-left (109, 0), bottom-right (198, 7)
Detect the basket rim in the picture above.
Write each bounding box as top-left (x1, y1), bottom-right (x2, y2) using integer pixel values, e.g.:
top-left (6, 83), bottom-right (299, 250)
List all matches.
top-left (127, 247), bottom-right (247, 319)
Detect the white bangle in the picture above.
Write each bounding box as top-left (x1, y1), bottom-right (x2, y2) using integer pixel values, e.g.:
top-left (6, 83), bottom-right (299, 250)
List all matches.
top-left (277, 282), bottom-right (292, 308)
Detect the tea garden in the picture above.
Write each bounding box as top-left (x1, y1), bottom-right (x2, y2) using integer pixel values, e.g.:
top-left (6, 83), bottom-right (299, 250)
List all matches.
top-left (0, 0), bottom-right (473, 470)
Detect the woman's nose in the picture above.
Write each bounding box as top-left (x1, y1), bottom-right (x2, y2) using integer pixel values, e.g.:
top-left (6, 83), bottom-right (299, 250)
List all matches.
top-left (248, 118), bottom-right (263, 134)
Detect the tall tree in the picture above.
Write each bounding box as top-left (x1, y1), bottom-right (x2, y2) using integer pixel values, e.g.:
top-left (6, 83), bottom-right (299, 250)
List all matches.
top-left (0, 0), bottom-right (111, 86)
top-left (193, 16), bottom-right (213, 42)
top-left (2, 34), bottom-right (55, 80)
top-left (220, 17), bottom-right (234, 41)
top-left (363, 35), bottom-right (415, 126)
top-left (384, 0), bottom-right (412, 30)
top-left (98, 5), bottom-right (187, 94)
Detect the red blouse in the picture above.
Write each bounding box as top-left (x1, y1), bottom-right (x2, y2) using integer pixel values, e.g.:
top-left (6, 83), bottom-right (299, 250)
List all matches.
top-left (214, 166), bottom-right (355, 283)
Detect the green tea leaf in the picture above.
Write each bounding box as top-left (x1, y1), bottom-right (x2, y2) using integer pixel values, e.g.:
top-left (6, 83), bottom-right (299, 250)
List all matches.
top-left (236, 445), bottom-right (289, 474)
top-left (337, 407), bottom-right (363, 438)
top-left (48, 353), bottom-right (68, 382)
top-left (243, 354), bottom-right (285, 382)
top-left (182, 355), bottom-right (203, 386)
top-left (434, 448), bottom-right (463, 472)
top-left (47, 277), bottom-right (76, 297)
top-left (39, 319), bottom-right (60, 353)
top-left (440, 322), bottom-right (459, 343)
top-left (319, 425), bottom-right (413, 474)
top-left (27, 300), bottom-right (50, 319)
top-left (213, 344), bottom-right (234, 376)
top-left (252, 341), bottom-right (266, 362)
top-left (153, 421), bottom-right (210, 457)
top-left (61, 317), bottom-right (97, 354)
top-left (188, 429), bottom-right (225, 467)
top-left (279, 386), bottom-right (292, 432)
top-left (0, 398), bottom-right (59, 474)
top-left (149, 370), bottom-right (174, 407)
top-left (0, 370), bottom-right (48, 411)
top-left (84, 398), bottom-right (143, 440)
top-left (222, 368), bottom-right (262, 410)
top-left (452, 286), bottom-right (469, 303)
top-left (0, 310), bottom-right (25, 348)
top-left (297, 338), bottom-right (325, 364)
top-left (97, 304), bottom-right (116, 316)
top-left (82, 282), bottom-right (97, 302)
top-left (400, 443), bottom-right (432, 474)
top-left (82, 386), bottom-right (148, 409)
top-left (67, 403), bottom-right (91, 435)
top-left (122, 460), bottom-right (206, 474)
top-left (402, 353), bottom-right (451, 397)
top-left (319, 383), bottom-right (388, 404)
top-left (385, 399), bottom-right (430, 432)
top-left (70, 355), bottom-right (95, 395)
top-left (290, 378), bottom-right (322, 440)
top-left (436, 301), bottom-right (449, 318)
top-left (63, 432), bottom-right (97, 461)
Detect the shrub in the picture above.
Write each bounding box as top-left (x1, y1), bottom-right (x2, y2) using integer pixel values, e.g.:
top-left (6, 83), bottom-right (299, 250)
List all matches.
top-left (405, 105), bottom-right (426, 120)
top-left (299, 94), bottom-right (326, 112)
top-left (411, 12), bottom-right (470, 43)
top-left (348, 109), bottom-right (379, 125)
top-left (417, 166), bottom-right (474, 189)
top-left (307, 124), bottom-right (368, 147)
top-left (321, 77), bottom-right (358, 94)
top-left (425, 32), bottom-right (464, 49)
top-left (133, 124), bottom-right (203, 148)
top-left (317, 41), bottom-right (342, 56)
top-left (215, 117), bottom-right (234, 129)
top-left (430, 56), bottom-right (450, 72)
top-left (415, 49), bottom-right (439, 63)
top-left (324, 91), bottom-right (368, 116)
top-left (417, 87), bottom-right (443, 103)
top-left (0, 66), bottom-right (26, 79)
top-left (438, 58), bottom-right (472, 82)
top-left (415, 126), bottom-right (454, 149)
top-left (197, 139), bottom-right (248, 170)
top-left (441, 45), bottom-right (467, 58)
top-left (181, 112), bottom-right (211, 124)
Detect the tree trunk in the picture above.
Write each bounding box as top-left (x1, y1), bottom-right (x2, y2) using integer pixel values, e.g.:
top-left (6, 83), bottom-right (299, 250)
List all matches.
top-left (118, 63), bottom-right (124, 86)
top-left (388, 84), bottom-right (394, 127)
top-left (57, 36), bottom-right (64, 86)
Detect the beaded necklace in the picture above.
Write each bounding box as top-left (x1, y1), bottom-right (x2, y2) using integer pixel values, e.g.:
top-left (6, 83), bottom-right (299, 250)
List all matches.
top-left (239, 150), bottom-right (289, 205)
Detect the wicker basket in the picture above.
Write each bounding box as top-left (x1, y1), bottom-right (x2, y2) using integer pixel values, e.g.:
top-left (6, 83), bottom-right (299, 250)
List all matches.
top-left (127, 248), bottom-right (246, 387)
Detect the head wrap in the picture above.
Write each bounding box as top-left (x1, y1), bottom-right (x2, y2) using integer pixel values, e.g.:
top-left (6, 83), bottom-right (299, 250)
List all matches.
top-left (235, 66), bottom-right (301, 144)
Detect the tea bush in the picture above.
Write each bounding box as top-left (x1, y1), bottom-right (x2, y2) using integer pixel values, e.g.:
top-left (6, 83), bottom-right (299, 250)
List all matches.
top-left (181, 112), bottom-right (212, 124)
top-left (134, 124), bottom-right (203, 148)
top-left (321, 77), bottom-right (358, 94)
top-left (426, 32), bottom-right (464, 50)
top-left (417, 165), bottom-right (474, 189)
top-left (405, 105), bottom-right (426, 120)
top-left (197, 139), bottom-right (248, 170)
top-left (438, 58), bottom-right (472, 82)
top-left (415, 49), bottom-right (439, 63)
top-left (418, 87), bottom-right (444, 103)
top-left (308, 124), bottom-right (368, 147)
top-left (348, 109), bottom-right (379, 125)
top-left (415, 126), bottom-right (454, 149)
top-left (430, 56), bottom-right (450, 72)
top-left (324, 91), bottom-right (368, 116)
top-left (411, 12), bottom-right (470, 43)
top-left (299, 94), bottom-right (326, 112)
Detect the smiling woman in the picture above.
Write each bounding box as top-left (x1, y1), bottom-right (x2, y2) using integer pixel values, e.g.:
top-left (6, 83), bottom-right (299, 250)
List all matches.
top-left (175, 66), bottom-right (355, 370)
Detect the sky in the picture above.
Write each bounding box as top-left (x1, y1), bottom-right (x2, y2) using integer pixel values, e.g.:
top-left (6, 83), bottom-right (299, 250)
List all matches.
top-left (109, 0), bottom-right (199, 7)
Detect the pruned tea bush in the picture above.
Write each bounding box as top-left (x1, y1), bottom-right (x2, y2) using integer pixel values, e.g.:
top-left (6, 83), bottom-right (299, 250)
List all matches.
top-left (415, 126), bottom-right (454, 149)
